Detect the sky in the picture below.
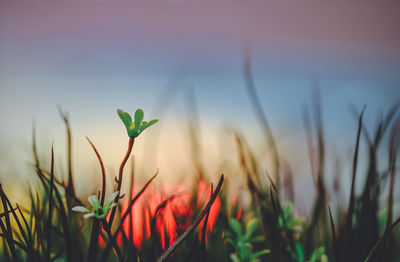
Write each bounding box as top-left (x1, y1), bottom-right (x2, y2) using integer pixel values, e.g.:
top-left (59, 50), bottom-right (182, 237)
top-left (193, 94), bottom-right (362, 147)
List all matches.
top-left (0, 0), bottom-right (399, 198)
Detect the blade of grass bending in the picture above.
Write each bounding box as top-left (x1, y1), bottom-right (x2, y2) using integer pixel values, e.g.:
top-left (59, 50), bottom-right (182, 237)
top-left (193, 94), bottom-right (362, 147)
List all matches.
top-left (51, 223), bottom-right (85, 262)
top-left (350, 104), bottom-right (372, 146)
top-left (312, 87), bottom-right (326, 184)
top-left (201, 184), bottom-right (213, 256)
top-left (0, 207), bottom-right (17, 218)
top-left (58, 107), bottom-right (76, 202)
top-left (32, 125), bottom-right (51, 197)
top-left (0, 184), bottom-right (17, 259)
top-left (32, 125), bottom-right (84, 208)
top-left (347, 106), bottom-right (365, 237)
top-left (358, 106), bottom-right (396, 259)
top-left (50, 167), bottom-right (73, 262)
top-left (269, 175), bottom-right (296, 251)
top-left (152, 192), bottom-right (187, 223)
top-left (243, 47), bottom-right (280, 189)
top-left (35, 166), bottom-right (84, 206)
top-left (302, 89), bottom-right (328, 253)
top-left (0, 233), bottom-right (28, 252)
top-left (184, 87), bottom-right (205, 180)
top-left (281, 158), bottom-right (295, 204)
top-left (303, 106), bottom-right (317, 184)
top-left (269, 185), bottom-right (283, 261)
top-left (3, 197), bottom-right (29, 249)
top-left (86, 137), bottom-right (107, 205)
top-left (100, 172), bottom-right (158, 261)
top-left (59, 110), bottom-right (85, 258)
top-left (46, 143), bottom-right (55, 261)
top-left (86, 137), bottom-right (107, 262)
top-left (328, 206), bottom-right (338, 262)
top-left (149, 192), bottom-right (186, 255)
top-left (364, 216), bottom-right (400, 262)
top-left (117, 171), bottom-right (158, 234)
top-left (156, 174), bottom-right (224, 262)
top-left (102, 219), bottom-right (123, 262)
top-left (386, 117), bottom-right (400, 229)
top-left (16, 204), bottom-right (32, 245)
top-left (234, 134), bottom-right (265, 200)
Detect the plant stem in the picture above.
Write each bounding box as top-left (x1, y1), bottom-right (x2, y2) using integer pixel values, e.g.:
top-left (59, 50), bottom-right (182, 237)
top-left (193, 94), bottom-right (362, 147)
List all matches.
top-left (86, 137), bottom-right (107, 262)
top-left (100, 173), bottom-right (157, 261)
top-left (108, 137), bottom-right (135, 226)
top-left (102, 219), bottom-right (123, 262)
top-left (46, 144), bottom-right (55, 262)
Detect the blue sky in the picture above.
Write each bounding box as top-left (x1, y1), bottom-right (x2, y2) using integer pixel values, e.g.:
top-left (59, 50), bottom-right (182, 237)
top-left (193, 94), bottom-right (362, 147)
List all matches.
top-left (0, 1), bottom-right (399, 197)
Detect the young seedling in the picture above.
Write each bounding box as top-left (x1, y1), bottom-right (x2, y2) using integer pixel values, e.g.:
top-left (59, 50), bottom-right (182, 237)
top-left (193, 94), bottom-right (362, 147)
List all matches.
top-left (225, 218), bottom-right (270, 262)
top-left (107, 109), bottom-right (158, 226)
top-left (289, 244), bottom-right (328, 262)
top-left (279, 203), bottom-right (305, 233)
top-left (72, 191), bottom-right (119, 220)
top-left (117, 109), bottom-right (158, 138)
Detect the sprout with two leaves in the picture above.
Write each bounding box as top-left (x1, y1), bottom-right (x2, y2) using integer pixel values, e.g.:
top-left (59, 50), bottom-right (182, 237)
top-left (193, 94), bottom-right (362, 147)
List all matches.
top-left (117, 108), bottom-right (158, 138)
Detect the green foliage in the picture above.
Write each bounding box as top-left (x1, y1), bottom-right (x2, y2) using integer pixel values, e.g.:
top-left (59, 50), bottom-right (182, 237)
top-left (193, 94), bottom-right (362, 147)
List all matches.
top-left (279, 203), bottom-right (305, 233)
top-left (1, 103), bottom-right (400, 262)
top-left (225, 218), bottom-right (270, 262)
top-left (72, 191), bottom-right (119, 219)
top-left (289, 244), bottom-right (328, 262)
top-left (117, 109), bottom-right (158, 138)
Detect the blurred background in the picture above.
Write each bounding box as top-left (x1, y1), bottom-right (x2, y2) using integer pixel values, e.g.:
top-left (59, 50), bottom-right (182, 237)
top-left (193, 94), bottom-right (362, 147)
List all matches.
top-left (1, 0), bottom-right (399, 205)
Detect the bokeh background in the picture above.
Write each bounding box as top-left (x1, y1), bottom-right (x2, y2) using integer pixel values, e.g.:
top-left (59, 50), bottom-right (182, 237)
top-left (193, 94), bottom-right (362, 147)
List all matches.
top-left (1, 0), bottom-right (399, 205)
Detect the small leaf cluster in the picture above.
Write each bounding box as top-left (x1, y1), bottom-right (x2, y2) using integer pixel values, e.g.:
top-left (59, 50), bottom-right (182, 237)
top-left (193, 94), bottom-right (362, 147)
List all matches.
top-left (279, 203), bottom-right (305, 233)
top-left (225, 218), bottom-right (270, 262)
top-left (289, 244), bottom-right (328, 262)
top-left (72, 191), bottom-right (119, 220)
top-left (117, 109), bottom-right (158, 138)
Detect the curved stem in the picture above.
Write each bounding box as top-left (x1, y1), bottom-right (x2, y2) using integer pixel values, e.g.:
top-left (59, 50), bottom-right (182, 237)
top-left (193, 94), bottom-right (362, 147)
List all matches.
top-left (108, 137), bottom-right (135, 226)
top-left (86, 137), bottom-right (107, 206)
top-left (86, 137), bottom-right (107, 262)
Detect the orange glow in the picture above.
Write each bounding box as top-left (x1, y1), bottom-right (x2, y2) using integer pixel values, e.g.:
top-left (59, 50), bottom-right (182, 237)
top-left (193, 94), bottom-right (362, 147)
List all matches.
top-left (116, 178), bottom-right (222, 249)
top-left (197, 180), bottom-right (221, 243)
top-left (231, 193), bottom-right (242, 220)
top-left (236, 206), bottom-right (242, 220)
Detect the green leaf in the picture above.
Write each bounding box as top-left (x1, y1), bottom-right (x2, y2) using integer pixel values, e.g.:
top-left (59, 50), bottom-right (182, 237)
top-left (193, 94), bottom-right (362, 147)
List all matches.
top-left (241, 243), bottom-right (252, 259)
top-left (230, 254), bottom-right (240, 262)
top-left (117, 109), bottom-right (132, 133)
top-left (229, 218), bottom-right (243, 237)
top-left (309, 247), bottom-right (325, 262)
top-left (245, 219), bottom-right (258, 239)
top-left (283, 203), bottom-right (292, 219)
top-left (295, 243), bottom-right (305, 262)
top-left (134, 109), bottom-right (144, 131)
top-left (225, 238), bottom-right (238, 250)
top-left (72, 206), bottom-right (91, 213)
top-left (250, 249), bottom-right (270, 259)
top-left (139, 119), bottom-right (158, 134)
top-left (249, 235), bottom-right (264, 243)
top-left (88, 195), bottom-right (100, 210)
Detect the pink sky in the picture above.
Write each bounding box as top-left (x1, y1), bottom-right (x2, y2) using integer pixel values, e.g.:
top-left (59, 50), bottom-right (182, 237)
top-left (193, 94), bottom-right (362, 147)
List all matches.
top-left (1, 0), bottom-right (399, 59)
top-left (1, 0), bottom-right (399, 196)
